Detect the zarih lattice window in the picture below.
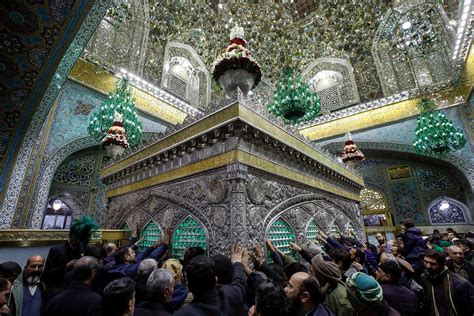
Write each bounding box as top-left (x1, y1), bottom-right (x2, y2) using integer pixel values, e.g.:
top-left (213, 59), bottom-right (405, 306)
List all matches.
top-left (138, 221), bottom-right (162, 253)
top-left (172, 216), bottom-right (207, 259)
top-left (267, 218), bottom-right (296, 259)
top-left (306, 219), bottom-right (321, 243)
top-left (330, 223), bottom-right (341, 237)
top-left (360, 189), bottom-right (387, 212)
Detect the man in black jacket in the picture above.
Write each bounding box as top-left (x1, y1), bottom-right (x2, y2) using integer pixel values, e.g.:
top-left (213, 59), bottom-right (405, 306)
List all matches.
top-left (446, 245), bottom-right (474, 284)
top-left (376, 260), bottom-right (419, 316)
top-left (420, 249), bottom-right (474, 316)
top-left (174, 244), bottom-right (247, 316)
top-left (45, 256), bottom-right (101, 316)
top-left (134, 269), bottom-right (173, 316)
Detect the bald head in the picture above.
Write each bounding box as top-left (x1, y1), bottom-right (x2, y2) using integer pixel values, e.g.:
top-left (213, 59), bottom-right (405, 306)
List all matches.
top-left (448, 245), bottom-right (464, 265)
top-left (26, 256), bottom-right (44, 267)
top-left (285, 272), bottom-right (310, 299)
top-left (24, 256), bottom-right (45, 283)
top-left (74, 256), bottom-right (98, 283)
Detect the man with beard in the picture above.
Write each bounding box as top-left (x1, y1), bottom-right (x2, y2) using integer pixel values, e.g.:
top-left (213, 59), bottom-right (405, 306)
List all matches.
top-left (375, 233), bottom-right (386, 253)
top-left (8, 256), bottom-right (45, 316)
top-left (284, 272), bottom-right (333, 316)
top-left (420, 249), bottom-right (474, 316)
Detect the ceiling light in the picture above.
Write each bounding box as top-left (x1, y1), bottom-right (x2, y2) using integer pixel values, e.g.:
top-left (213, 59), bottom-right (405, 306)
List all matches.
top-left (439, 199), bottom-right (450, 210)
top-left (52, 200), bottom-right (62, 211)
top-left (402, 21), bottom-right (412, 30)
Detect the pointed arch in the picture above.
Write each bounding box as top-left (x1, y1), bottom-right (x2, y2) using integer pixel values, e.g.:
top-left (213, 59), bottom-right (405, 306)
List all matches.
top-left (171, 215), bottom-right (208, 259)
top-left (428, 197), bottom-right (471, 225)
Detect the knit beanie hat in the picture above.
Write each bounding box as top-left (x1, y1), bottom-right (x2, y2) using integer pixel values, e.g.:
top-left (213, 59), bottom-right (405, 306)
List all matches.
top-left (311, 254), bottom-right (341, 283)
top-left (439, 241), bottom-right (452, 247)
top-left (346, 272), bottom-right (383, 303)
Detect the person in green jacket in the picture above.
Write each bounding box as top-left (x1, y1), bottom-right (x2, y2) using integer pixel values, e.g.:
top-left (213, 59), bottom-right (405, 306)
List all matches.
top-left (310, 254), bottom-right (354, 316)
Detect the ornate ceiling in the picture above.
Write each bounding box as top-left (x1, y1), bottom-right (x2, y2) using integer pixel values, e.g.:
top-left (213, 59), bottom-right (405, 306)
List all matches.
top-left (85, 0), bottom-right (466, 104)
top-left (0, 1), bottom-right (98, 186)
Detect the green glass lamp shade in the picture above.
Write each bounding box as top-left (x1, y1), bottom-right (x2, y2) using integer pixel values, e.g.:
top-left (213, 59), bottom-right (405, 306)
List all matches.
top-left (88, 78), bottom-right (143, 147)
top-left (267, 67), bottom-right (321, 125)
top-left (413, 99), bottom-right (467, 156)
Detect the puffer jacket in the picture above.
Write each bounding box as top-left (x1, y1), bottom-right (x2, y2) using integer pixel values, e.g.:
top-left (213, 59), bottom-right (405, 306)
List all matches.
top-left (402, 228), bottom-right (427, 265)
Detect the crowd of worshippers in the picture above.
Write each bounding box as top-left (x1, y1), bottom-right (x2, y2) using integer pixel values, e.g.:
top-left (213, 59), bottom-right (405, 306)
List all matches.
top-left (0, 217), bottom-right (473, 316)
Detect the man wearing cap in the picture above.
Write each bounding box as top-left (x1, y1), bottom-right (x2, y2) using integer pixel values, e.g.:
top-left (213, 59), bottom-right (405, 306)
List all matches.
top-left (446, 245), bottom-right (474, 284)
top-left (375, 261), bottom-right (419, 315)
top-left (346, 272), bottom-right (400, 316)
top-left (310, 254), bottom-right (354, 316)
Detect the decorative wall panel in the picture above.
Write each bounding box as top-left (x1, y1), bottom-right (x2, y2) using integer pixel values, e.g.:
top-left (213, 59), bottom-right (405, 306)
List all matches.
top-left (428, 197), bottom-right (470, 225)
top-left (107, 167), bottom-right (363, 256)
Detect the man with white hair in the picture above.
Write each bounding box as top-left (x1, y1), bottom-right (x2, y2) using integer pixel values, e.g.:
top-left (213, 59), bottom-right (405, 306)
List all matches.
top-left (134, 268), bottom-right (174, 316)
top-left (9, 255), bottom-right (45, 316)
top-left (134, 259), bottom-right (158, 304)
top-left (446, 245), bottom-right (474, 284)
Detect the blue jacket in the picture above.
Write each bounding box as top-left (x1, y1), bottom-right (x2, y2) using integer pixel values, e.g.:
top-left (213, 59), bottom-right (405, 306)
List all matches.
top-left (381, 283), bottom-right (419, 316)
top-left (168, 283), bottom-right (189, 312)
top-left (308, 304), bottom-right (334, 316)
top-left (402, 228), bottom-right (427, 263)
top-left (107, 244), bottom-right (168, 277)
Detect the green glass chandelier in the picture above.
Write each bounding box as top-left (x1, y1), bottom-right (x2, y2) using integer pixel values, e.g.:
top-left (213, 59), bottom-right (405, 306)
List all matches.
top-left (413, 99), bottom-right (466, 156)
top-left (267, 67), bottom-right (321, 125)
top-left (88, 78), bottom-right (143, 147)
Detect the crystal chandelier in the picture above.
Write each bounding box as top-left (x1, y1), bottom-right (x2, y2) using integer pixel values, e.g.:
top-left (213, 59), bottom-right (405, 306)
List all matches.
top-left (267, 67), bottom-right (320, 125)
top-left (88, 78), bottom-right (143, 158)
top-left (394, 12), bottom-right (438, 57)
top-left (413, 99), bottom-right (466, 156)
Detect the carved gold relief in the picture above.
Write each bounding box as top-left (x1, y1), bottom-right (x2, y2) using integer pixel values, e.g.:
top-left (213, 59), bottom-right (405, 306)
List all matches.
top-left (106, 149), bottom-right (361, 201)
top-left (69, 59), bottom-right (187, 125)
top-left (0, 229), bottom-right (128, 246)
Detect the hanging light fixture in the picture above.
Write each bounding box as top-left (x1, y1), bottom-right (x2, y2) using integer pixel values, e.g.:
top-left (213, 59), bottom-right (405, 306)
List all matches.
top-left (88, 78), bottom-right (143, 153)
top-left (341, 132), bottom-right (365, 168)
top-left (439, 198), bottom-right (450, 211)
top-left (394, 10), bottom-right (438, 57)
top-left (52, 199), bottom-right (63, 211)
top-left (413, 99), bottom-right (466, 156)
top-left (267, 67), bottom-right (320, 125)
